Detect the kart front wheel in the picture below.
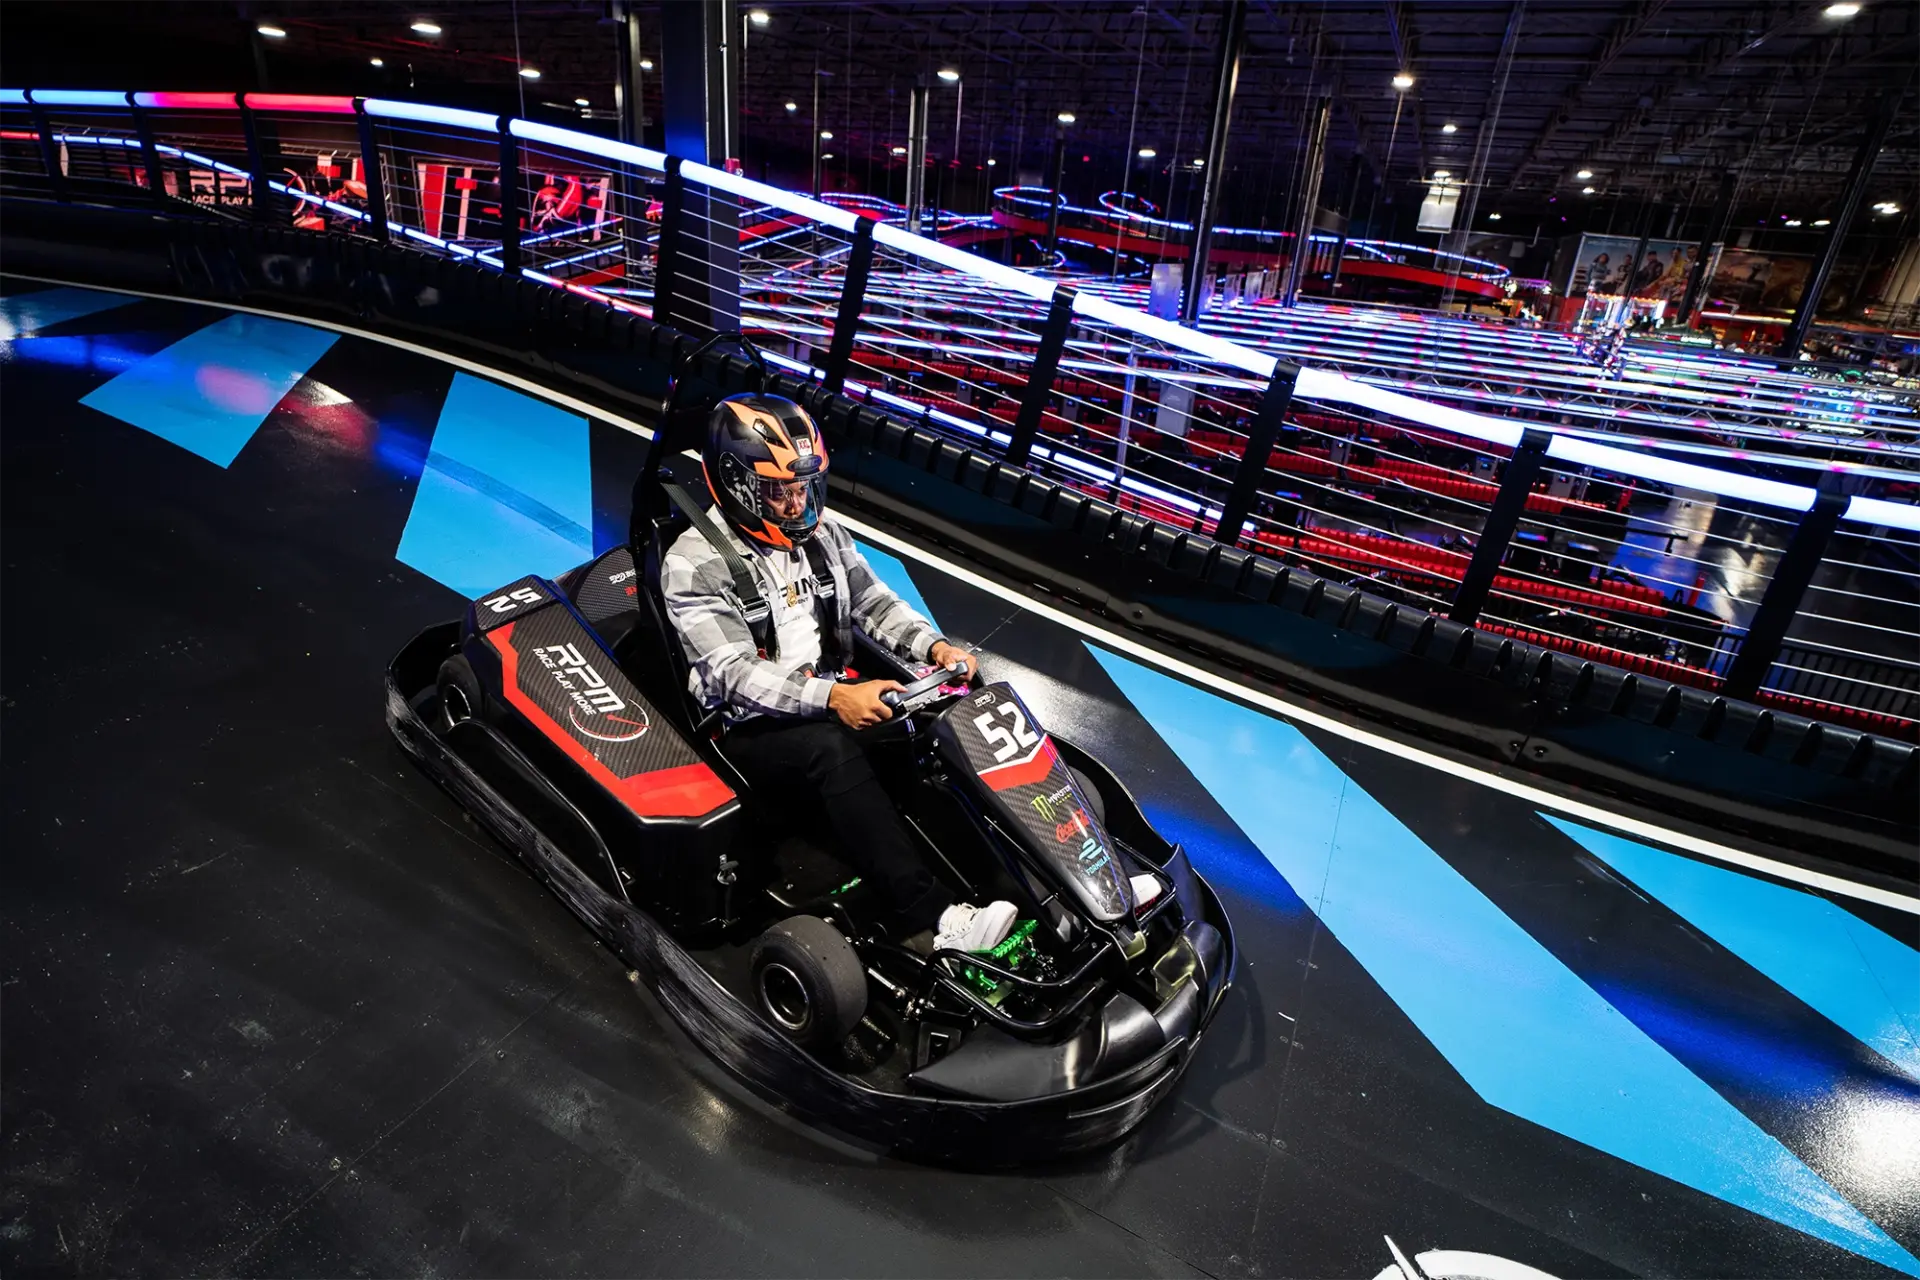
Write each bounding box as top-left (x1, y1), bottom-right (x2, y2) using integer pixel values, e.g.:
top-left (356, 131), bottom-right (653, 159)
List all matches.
top-left (749, 916), bottom-right (867, 1052)
top-left (436, 655), bottom-right (486, 731)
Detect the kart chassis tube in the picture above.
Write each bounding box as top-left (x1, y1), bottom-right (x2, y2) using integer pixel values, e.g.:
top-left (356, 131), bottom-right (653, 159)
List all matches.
top-left (387, 623), bottom-right (1235, 1163)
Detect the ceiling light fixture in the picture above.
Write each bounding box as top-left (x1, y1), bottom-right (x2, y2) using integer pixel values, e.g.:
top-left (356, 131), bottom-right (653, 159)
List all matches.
top-left (519, 67), bottom-right (541, 79)
top-left (369, 57), bottom-right (384, 67)
top-left (1785, 219), bottom-right (1803, 226)
top-left (1823, 3), bottom-right (1861, 17)
top-left (819, 130), bottom-right (832, 140)
top-left (748, 9), bottom-right (771, 25)
top-left (1489, 212), bottom-right (1502, 220)
top-left (821, 153), bottom-right (834, 160)
top-left (1057, 112), bottom-right (1076, 124)
top-left (1813, 218), bottom-right (1831, 226)
top-left (1576, 168), bottom-right (1593, 179)
top-left (257, 24), bottom-right (287, 38)
top-left (639, 59), bottom-right (653, 71)
top-left (575, 98), bottom-right (589, 107)
top-left (1441, 122), bottom-right (1458, 134)
top-left (1392, 73), bottom-right (1415, 90)
top-left (1433, 169), bottom-right (1451, 179)
top-left (1582, 185), bottom-right (1596, 194)
top-left (891, 146), bottom-right (907, 155)
top-left (410, 20), bottom-right (441, 36)
top-left (1138, 147), bottom-right (1157, 158)
top-left (986, 158), bottom-right (997, 166)
top-left (938, 68), bottom-right (960, 82)
top-left (784, 101), bottom-right (797, 112)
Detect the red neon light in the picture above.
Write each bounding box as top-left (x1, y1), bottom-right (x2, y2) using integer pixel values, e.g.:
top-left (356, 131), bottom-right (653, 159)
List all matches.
top-left (246, 94), bottom-right (355, 115)
top-left (0, 130), bottom-right (39, 141)
top-left (134, 92), bottom-right (238, 110)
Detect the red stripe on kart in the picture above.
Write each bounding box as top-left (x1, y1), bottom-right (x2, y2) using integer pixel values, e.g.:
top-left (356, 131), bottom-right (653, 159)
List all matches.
top-left (979, 736), bottom-right (1060, 792)
top-left (489, 623), bottom-right (736, 819)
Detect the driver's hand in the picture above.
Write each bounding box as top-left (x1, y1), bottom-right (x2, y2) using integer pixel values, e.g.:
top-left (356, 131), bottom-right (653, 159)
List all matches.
top-left (828, 679), bottom-right (905, 729)
top-left (929, 641), bottom-right (978, 682)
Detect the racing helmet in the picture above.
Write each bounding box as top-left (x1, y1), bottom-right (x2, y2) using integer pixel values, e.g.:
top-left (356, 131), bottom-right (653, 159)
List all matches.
top-left (701, 392), bottom-right (829, 549)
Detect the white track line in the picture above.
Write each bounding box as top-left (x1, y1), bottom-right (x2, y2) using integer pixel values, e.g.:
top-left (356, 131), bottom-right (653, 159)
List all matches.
top-left (12, 272), bottom-right (1914, 913)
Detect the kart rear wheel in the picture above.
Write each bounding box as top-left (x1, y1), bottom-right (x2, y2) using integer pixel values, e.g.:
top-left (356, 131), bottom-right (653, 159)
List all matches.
top-left (1068, 765), bottom-right (1107, 827)
top-left (436, 655), bottom-right (486, 731)
top-left (749, 916), bottom-right (867, 1052)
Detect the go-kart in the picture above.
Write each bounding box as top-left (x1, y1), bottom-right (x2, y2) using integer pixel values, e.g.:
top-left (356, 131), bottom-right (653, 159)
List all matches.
top-left (384, 354), bottom-right (1233, 1164)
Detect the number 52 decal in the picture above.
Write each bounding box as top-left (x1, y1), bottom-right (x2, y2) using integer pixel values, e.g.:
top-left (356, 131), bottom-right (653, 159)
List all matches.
top-left (483, 585), bottom-right (544, 614)
top-left (974, 702), bottom-right (1041, 762)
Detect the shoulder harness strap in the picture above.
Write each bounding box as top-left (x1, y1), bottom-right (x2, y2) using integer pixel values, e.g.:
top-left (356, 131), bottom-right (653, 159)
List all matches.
top-left (660, 481), bottom-right (778, 661)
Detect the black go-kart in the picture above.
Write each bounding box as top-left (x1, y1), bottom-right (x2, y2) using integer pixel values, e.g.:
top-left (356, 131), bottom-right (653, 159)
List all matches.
top-left (385, 356), bottom-right (1234, 1164)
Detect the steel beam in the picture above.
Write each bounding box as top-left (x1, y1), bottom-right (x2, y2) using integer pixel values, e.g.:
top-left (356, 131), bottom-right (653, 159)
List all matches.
top-left (1182, 0), bottom-right (1248, 325)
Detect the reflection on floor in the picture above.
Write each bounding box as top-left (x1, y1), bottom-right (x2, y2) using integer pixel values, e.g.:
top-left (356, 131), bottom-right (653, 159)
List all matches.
top-left (4, 283), bottom-right (1917, 1279)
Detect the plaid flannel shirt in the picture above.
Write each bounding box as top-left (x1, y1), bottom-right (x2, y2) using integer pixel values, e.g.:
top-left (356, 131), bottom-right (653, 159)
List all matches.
top-left (661, 509), bottom-right (941, 722)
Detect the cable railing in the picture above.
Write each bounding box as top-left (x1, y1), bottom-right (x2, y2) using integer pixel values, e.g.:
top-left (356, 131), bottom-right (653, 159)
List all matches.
top-left (4, 84), bottom-right (1916, 735)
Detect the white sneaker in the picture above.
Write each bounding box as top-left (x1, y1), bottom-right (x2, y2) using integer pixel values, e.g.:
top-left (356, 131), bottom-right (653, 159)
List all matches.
top-left (934, 900), bottom-right (1018, 953)
top-left (1130, 873), bottom-right (1163, 907)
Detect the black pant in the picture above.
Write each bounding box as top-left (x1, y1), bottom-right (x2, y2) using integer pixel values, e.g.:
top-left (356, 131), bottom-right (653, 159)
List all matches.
top-left (723, 718), bottom-right (952, 931)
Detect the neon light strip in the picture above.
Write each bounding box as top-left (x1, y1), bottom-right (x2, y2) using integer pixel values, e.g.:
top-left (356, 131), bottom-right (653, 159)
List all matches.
top-left (26, 89), bottom-right (130, 107)
top-left (364, 99), bottom-right (499, 132)
top-left (134, 92), bottom-right (238, 110)
top-left (247, 94), bottom-right (355, 115)
top-left (509, 118), bottom-right (664, 172)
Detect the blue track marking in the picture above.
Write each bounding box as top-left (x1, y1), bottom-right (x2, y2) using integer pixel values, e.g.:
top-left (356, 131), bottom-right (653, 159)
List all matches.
top-left (1546, 815), bottom-right (1920, 1081)
top-left (0, 286), bottom-right (137, 338)
top-left (78, 313), bottom-right (339, 467)
top-left (1089, 645), bottom-right (1920, 1277)
top-left (397, 372), bottom-right (593, 597)
top-left (851, 539), bottom-right (940, 632)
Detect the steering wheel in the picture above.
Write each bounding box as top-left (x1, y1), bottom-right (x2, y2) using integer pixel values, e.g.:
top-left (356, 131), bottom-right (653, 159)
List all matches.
top-left (880, 661), bottom-right (971, 715)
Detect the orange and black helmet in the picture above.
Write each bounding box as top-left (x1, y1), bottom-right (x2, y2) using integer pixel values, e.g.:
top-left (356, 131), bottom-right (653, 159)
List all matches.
top-left (702, 393), bottom-right (829, 549)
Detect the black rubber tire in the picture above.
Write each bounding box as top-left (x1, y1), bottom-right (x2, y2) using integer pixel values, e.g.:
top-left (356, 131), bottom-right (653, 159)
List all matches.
top-left (436, 654), bottom-right (486, 731)
top-left (749, 915), bottom-right (868, 1051)
top-left (1068, 765), bottom-right (1108, 828)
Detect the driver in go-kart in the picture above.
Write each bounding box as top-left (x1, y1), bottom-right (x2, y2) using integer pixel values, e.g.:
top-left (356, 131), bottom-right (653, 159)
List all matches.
top-left (662, 393), bottom-right (1020, 955)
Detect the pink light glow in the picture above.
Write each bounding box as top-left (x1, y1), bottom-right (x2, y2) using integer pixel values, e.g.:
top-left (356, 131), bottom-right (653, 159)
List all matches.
top-left (134, 92), bottom-right (238, 110)
top-left (246, 94), bottom-right (355, 114)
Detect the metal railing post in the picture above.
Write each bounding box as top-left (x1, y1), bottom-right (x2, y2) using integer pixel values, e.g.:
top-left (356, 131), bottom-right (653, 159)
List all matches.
top-left (129, 94), bottom-right (167, 206)
top-left (236, 93), bottom-right (272, 223)
top-left (821, 214), bottom-right (876, 393)
top-left (24, 93), bottom-right (69, 203)
top-left (1723, 478), bottom-right (1849, 701)
top-left (1214, 360), bottom-right (1298, 543)
top-left (1449, 427), bottom-right (1552, 625)
top-left (653, 155), bottom-right (686, 327)
top-left (496, 120), bottom-right (521, 274)
top-left (1004, 286), bottom-right (1076, 468)
top-left (353, 99), bottom-right (389, 242)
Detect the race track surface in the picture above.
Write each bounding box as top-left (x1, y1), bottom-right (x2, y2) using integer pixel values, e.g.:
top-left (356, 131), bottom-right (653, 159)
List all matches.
top-left (4, 283), bottom-right (1917, 1279)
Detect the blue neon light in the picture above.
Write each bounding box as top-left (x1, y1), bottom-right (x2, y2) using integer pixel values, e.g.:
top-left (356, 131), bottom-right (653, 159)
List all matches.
top-left (28, 89), bottom-right (131, 107)
top-left (364, 99), bottom-right (499, 132)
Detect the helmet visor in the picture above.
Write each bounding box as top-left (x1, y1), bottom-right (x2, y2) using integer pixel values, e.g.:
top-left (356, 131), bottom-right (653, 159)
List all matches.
top-left (760, 473), bottom-right (827, 538)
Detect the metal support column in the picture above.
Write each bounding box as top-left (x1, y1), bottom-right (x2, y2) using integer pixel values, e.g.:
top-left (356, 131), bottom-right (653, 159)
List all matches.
top-left (904, 82), bottom-right (930, 235)
top-left (1281, 97), bottom-right (1331, 308)
top-left (822, 216), bottom-right (876, 393)
top-left (1780, 97), bottom-right (1900, 359)
top-left (129, 97), bottom-right (166, 206)
top-left (1181, 0), bottom-right (1248, 325)
top-left (654, 157), bottom-right (686, 327)
top-left (659, 0), bottom-right (742, 333)
top-left (237, 94), bottom-right (273, 223)
top-left (613, 0), bottom-right (651, 148)
top-left (1214, 361), bottom-right (1298, 543)
top-left (24, 95), bottom-right (67, 203)
top-left (1004, 287), bottom-right (1076, 468)
top-left (353, 99), bottom-right (389, 242)
top-left (497, 121), bottom-right (522, 275)
top-left (1675, 170), bottom-right (1734, 327)
top-left (1044, 127), bottom-right (1067, 255)
top-left (1449, 428), bottom-right (1552, 625)
top-left (1723, 479), bottom-right (1849, 701)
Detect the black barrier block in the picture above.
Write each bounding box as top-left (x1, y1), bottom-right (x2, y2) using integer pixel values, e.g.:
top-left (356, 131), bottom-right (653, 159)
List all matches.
top-left (1168, 533), bottom-right (1211, 578)
top-left (958, 452), bottom-right (994, 494)
top-left (927, 440), bottom-right (969, 482)
top-left (1140, 525), bottom-right (1180, 567)
top-left (1049, 489), bottom-right (1089, 533)
top-left (1207, 547), bottom-right (1250, 592)
top-left (1016, 479), bottom-right (1055, 520)
top-left (900, 429), bottom-right (937, 471)
top-left (1308, 582), bottom-right (1357, 627)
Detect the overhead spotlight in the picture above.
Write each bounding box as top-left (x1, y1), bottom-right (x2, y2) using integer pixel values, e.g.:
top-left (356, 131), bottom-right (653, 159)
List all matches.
top-left (1813, 218), bottom-right (1831, 226)
top-left (937, 68), bottom-right (960, 82)
top-left (575, 97), bottom-right (590, 107)
top-left (1433, 169), bottom-right (1451, 179)
top-left (1057, 112), bottom-right (1076, 124)
top-left (1582, 185), bottom-right (1596, 194)
top-left (519, 67), bottom-right (541, 79)
top-left (1876, 202), bottom-right (1901, 214)
top-left (891, 146), bottom-right (907, 155)
top-left (819, 130), bottom-right (832, 140)
top-left (639, 59), bottom-right (654, 71)
top-left (1785, 219), bottom-right (1803, 226)
top-left (1823, 2), bottom-right (1860, 16)
top-left (410, 20), bottom-right (441, 35)
top-left (821, 153), bottom-right (834, 160)
top-left (370, 57), bottom-right (384, 67)
top-left (1576, 168), bottom-right (1593, 179)
top-left (1488, 212), bottom-right (1502, 220)
top-left (1441, 122), bottom-right (1458, 134)
top-left (1138, 147), bottom-right (1157, 158)
top-left (748, 9), bottom-right (771, 25)
top-left (257, 23), bottom-right (287, 38)
top-left (986, 158), bottom-right (997, 166)
top-left (1392, 73), bottom-right (1414, 90)
top-left (784, 101), bottom-right (797, 112)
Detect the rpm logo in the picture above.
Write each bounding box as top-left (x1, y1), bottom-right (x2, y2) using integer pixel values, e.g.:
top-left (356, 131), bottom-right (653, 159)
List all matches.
top-left (483, 585), bottom-right (544, 614)
top-left (530, 642), bottom-right (646, 743)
